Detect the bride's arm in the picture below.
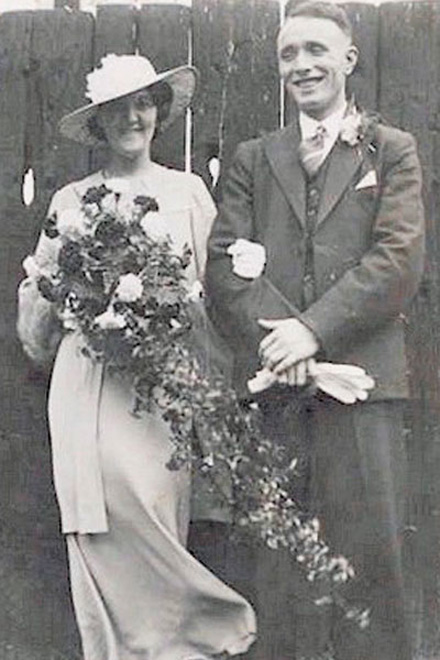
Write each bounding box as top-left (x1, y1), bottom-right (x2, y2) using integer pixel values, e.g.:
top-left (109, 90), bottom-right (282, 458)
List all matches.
top-left (188, 174), bottom-right (217, 281)
top-left (17, 189), bottom-right (67, 366)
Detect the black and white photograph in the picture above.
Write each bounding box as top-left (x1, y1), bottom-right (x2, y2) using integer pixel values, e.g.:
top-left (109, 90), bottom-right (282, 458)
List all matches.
top-left (1, 0), bottom-right (439, 658)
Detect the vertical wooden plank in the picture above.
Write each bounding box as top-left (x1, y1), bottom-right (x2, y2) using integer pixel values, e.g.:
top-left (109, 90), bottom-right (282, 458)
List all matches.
top-left (342, 3), bottom-right (379, 110)
top-left (0, 9), bottom-right (94, 659)
top-left (192, 0), bottom-right (280, 188)
top-left (138, 4), bottom-right (191, 171)
top-left (0, 12), bottom-right (32, 344)
top-left (379, 2), bottom-right (440, 654)
top-left (379, 1), bottom-right (440, 476)
top-left (26, 9), bottom-right (94, 222)
top-left (94, 4), bottom-right (137, 61)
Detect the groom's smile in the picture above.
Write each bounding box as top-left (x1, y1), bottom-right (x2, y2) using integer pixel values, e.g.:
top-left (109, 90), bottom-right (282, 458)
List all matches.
top-left (277, 15), bottom-right (358, 120)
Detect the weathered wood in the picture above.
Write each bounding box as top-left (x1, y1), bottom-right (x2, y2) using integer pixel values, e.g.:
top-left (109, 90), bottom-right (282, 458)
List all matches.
top-left (342, 3), bottom-right (379, 110)
top-left (138, 4), bottom-right (191, 171)
top-left (26, 10), bottom-right (94, 223)
top-left (379, 0), bottom-right (440, 444)
top-left (0, 3), bottom-right (439, 658)
top-left (192, 0), bottom-right (280, 189)
top-left (0, 10), bottom-right (85, 660)
top-left (94, 4), bottom-right (137, 61)
top-left (379, 2), bottom-right (440, 653)
top-left (0, 11), bottom-right (41, 465)
top-left (55, 0), bottom-right (79, 8)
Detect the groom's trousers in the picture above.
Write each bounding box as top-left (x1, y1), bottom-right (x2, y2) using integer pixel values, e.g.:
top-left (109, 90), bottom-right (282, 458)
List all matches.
top-left (190, 396), bottom-right (413, 660)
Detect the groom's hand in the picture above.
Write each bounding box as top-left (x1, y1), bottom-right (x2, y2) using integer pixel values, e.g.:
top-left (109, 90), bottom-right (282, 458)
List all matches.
top-left (258, 318), bottom-right (319, 375)
top-left (277, 359), bottom-right (314, 387)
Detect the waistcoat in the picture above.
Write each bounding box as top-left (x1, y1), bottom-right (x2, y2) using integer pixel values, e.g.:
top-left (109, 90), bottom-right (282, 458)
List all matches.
top-left (302, 157), bottom-right (331, 309)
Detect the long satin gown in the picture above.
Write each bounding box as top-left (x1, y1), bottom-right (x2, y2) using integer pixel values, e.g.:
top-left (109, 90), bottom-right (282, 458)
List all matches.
top-left (18, 165), bottom-right (256, 660)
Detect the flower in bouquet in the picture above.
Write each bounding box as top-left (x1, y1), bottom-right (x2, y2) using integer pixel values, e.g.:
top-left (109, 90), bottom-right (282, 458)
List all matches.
top-left (99, 178), bottom-right (131, 215)
top-left (57, 208), bottom-right (92, 240)
top-left (58, 241), bottom-right (84, 275)
top-left (94, 306), bottom-right (127, 330)
top-left (81, 184), bottom-right (113, 219)
top-left (140, 210), bottom-right (168, 240)
top-left (115, 274), bottom-right (143, 303)
top-left (29, 184), bottom-right (369, 631)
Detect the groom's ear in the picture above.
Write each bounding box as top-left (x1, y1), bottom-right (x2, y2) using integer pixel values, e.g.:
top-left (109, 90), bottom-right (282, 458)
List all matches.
top-left (345, 44), bottom-right (359, 77)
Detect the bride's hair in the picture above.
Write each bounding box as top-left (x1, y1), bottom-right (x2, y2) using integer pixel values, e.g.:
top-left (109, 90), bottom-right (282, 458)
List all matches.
top-left (87, 81), bottom-right (173, 143)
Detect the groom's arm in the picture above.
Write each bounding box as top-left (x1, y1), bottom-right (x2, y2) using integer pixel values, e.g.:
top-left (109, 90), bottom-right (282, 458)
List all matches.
top-left (205, 141), bottom-right (306, 359)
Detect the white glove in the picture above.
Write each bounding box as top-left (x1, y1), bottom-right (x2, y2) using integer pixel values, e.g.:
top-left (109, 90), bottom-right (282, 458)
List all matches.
top-left (248, 359), bottom-right (375, 405)
top-left (227, 238), bottom-right (266, 279)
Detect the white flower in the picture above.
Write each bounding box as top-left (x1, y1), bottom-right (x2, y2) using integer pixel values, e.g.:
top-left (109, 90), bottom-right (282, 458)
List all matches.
top-left (140, 211), bottom-right (166, 240)
top-left (100, 194), bottom-right (118, 215)
top-left (104, 177), bottom-right (130, 196)
top-left (339, 106), bottom-right (364, 147)
top-left (59, 306), bottom-right (79, 331)
top-left (117, 197), bottom-right (136, 221)
top-left (57, 208), bottom-right (90, 240)
top-left (185, 280), bottom-right (204, 302)
top-left (227, 238), bottom-right (266, 279)
top-left (115, 273), bottom-right (143, 303)
top-left (94, 307), bottom-right (126, 330)
top-left (22, 255), bottom-right (41, 279)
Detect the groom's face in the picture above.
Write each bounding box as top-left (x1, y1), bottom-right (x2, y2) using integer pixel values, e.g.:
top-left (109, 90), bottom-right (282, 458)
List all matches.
top-left (277, 15), bottom-right (358, 120)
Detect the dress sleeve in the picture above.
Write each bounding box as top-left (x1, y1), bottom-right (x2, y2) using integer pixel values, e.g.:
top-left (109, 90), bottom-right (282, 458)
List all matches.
top-left (17, 187), bottom-right (72, 366)
top-left (188, 175), bottom-right (217, 280)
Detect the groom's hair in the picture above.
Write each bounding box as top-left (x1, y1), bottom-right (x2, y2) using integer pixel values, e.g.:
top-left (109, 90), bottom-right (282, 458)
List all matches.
top-left (284, 1), bottom-right (353, 40)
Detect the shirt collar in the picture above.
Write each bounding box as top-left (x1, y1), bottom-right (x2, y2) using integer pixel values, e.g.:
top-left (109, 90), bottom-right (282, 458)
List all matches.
top-left (299, 102), bottom-right (347, 142)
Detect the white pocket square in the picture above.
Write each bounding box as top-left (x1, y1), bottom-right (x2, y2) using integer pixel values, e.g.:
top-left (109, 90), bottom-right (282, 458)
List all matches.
top-left (355, 169), bottom-right (377, 190)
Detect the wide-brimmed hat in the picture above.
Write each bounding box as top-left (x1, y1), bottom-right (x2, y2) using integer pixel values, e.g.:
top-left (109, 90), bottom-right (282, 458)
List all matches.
top-left (59, 54), bottom-right (197, 146)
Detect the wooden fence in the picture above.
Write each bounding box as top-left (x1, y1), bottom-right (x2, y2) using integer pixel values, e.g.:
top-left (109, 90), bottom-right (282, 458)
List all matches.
top-left (1, 2), bottom-right (440, 658)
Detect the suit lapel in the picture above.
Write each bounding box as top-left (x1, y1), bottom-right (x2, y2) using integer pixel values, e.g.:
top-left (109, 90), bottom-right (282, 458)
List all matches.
top-left (264, 123), bottom-right (306, 229)
top-left (316, 140), bottom-right (364, 228)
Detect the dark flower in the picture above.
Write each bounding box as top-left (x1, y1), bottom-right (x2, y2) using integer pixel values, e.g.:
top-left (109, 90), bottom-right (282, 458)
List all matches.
top-left (88, 269), bottom-right (105, 291)
top-left (43, 212), bottom-right (59, 239)
top-left (37, 276), bottom-right (58, 302)
top-left (133, 195), bottom-right (159, 216)
top-left (82, 184), bottom-right (112, 206)
top-left (89, 244), bottom-right (105, 260)
top-left (95, 218), bottom-right (126, 245)
top-left (58, 241), bottom-right (83, 275)
top-left (122, 252), bottom-right (143, 275)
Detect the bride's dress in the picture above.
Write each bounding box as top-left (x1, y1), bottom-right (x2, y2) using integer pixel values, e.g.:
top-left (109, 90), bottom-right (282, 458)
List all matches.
top-left (18, 165), bottom-right (256, 660)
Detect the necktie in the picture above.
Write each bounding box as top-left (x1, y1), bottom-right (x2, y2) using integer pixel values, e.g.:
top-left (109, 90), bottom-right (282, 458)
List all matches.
top-left (299, 124), bottom-right (327, 177)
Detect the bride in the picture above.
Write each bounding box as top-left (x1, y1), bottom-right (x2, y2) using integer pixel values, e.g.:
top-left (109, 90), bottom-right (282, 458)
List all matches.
top-left (17, 53), bottom-right (256, 660)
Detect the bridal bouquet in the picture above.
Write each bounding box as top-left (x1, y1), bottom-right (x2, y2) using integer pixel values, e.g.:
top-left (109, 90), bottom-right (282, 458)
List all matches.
top-left (26, 181), bottom-right (369, 629)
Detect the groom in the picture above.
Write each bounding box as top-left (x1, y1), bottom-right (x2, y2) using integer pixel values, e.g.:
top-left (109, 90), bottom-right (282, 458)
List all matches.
top-left (205, 2), bottom-right (425, 659)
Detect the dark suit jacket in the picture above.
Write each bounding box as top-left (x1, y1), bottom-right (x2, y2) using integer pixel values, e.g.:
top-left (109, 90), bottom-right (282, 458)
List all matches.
top-left (205, 118), bottom-right (425, 400)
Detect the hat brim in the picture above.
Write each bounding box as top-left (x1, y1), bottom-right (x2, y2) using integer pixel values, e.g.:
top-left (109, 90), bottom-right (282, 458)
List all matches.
top-left (58, 65), bottom-right (197, 146)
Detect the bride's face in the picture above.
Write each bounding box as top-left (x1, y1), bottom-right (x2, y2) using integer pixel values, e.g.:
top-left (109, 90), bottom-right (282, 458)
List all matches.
top-left (98, 89), bottom-right (158, 159)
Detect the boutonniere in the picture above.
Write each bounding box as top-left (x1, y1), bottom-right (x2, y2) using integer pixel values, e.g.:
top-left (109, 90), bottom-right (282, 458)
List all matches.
top-left (339, 98), bottom-right (378, 149)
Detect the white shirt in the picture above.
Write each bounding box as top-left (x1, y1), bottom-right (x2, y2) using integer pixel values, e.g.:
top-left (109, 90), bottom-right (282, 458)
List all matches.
top-left (299, 102), bottom-right (347, 163)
